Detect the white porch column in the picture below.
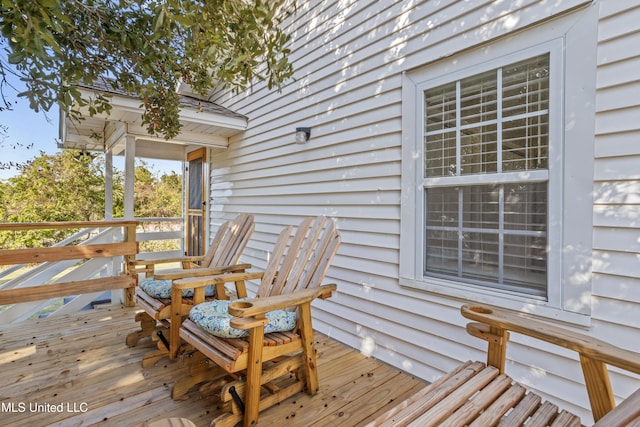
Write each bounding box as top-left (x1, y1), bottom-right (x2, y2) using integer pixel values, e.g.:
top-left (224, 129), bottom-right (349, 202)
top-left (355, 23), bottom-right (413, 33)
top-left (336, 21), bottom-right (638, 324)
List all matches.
top-left (104, 149), bottom-right (113, 220)
top-left (124, 135), bottom-right (135, 220)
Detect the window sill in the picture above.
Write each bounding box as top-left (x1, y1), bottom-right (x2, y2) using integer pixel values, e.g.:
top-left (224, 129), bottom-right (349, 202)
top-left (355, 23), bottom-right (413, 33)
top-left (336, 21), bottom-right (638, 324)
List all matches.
top-left (399, 276), bottom-right (592, 328)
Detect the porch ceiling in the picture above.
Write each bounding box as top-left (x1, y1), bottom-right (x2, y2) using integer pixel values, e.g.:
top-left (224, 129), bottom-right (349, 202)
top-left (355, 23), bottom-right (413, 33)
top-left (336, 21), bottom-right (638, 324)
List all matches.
top-left (58, 80), bottom-right (247, 161)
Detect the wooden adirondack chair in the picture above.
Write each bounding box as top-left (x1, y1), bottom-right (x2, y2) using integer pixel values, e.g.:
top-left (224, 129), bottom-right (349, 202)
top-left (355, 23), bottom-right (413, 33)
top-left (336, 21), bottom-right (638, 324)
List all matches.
top-left (126, 213), bottom-right (255, 366)
top-left (169, 216), bottom-right (341, 427)
top-left (369, 303), bottom-right (640, 427)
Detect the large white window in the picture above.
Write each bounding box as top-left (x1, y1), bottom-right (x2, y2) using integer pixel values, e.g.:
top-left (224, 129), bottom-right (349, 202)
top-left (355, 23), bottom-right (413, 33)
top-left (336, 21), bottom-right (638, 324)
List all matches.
top-left (423, 53), bottom-right (551, 297)
top-left (399, 7), bottom-right (597, 323)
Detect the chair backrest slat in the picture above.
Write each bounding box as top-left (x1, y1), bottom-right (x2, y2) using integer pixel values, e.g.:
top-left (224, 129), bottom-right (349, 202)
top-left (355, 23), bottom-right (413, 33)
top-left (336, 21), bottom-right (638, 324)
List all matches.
top-left (270, 217), bottom-right (314, 296)
top-left (297, 221), bottom-right (340, 291)
top-left (202, 220), bottom-right (231, 267)
top-left (207, 213), bottom-right (255, 268)
top-left (256, 225), bottom-right (293, 298)
top-left (257, 216), bottom-right (340, 299)
top-left (214, 213), bottom-right (255, 266)
top-left (281, 216), bottom-right (329, 295)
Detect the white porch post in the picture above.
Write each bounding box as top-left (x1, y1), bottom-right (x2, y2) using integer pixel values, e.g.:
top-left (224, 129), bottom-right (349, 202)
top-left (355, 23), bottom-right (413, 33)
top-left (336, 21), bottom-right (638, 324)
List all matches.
top-left (117, 136), bottom-right (136, 305)
top-left (124, 135), bottom-right (135, 220)
top-left (104, 149), bottom-right (113, 220)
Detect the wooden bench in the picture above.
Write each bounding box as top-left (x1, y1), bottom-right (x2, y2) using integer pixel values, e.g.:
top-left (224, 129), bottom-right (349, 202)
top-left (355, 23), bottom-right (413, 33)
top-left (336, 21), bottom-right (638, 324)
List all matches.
top-left (368, 304), bottom-right (640, 427)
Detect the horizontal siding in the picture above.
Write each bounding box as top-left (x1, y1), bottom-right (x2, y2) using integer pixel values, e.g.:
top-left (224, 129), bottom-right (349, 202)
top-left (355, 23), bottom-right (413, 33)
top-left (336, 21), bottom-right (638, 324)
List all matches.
top-left (591, 0), bottom-right (640, 419)
top-left (593, 274), bottom-right (640, 304)
top-left (207, 0), bottom-right (639, 423)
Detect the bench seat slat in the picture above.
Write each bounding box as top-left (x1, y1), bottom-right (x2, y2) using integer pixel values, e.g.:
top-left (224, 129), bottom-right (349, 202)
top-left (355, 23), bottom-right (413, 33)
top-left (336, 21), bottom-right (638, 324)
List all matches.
top-left (500, 391), bottom-right (543, 427)
top-left (468, 383), bottom-right (526, 427)
top-left (409, 365), bottom-right (500, 426)
top-left (370, 361), bottom-right (477, 426)
top-left (370, 362), bottom-right (585, 427)
top-left (439, 374), bottom-right (513, 427)
top-left (528, 401), bottom-right (561, 426)
top-left (550, 410), bottom-right (582, 427)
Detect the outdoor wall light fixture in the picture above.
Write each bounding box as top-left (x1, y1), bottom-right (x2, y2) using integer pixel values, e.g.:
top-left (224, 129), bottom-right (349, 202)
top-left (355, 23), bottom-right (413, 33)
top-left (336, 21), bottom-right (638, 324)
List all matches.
top-left (295, 127), bottom-right (311, 144)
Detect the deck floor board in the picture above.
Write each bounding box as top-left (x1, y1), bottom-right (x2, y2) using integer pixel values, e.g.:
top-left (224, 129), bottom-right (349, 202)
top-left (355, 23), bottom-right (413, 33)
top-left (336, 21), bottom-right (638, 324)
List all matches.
top-left (0, 306), bottom-right (426, 426)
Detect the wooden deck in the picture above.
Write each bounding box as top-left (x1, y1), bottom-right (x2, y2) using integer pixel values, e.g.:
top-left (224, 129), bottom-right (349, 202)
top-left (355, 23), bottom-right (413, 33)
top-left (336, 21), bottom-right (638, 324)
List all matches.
top-left (0, 306), bottom-right (426, 426)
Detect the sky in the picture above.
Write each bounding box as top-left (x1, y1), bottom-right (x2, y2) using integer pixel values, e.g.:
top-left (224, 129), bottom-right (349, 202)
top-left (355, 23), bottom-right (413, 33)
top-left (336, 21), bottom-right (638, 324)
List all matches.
top-left (0, 62), bottom-right (181, 181)
top-left (0, 89), bottom-right (61, 180)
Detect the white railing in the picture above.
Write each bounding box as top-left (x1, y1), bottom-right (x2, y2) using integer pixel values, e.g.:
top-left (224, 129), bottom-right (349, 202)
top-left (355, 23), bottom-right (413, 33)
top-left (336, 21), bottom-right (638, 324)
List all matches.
top-left (134, 217), bottom-right (184, 260)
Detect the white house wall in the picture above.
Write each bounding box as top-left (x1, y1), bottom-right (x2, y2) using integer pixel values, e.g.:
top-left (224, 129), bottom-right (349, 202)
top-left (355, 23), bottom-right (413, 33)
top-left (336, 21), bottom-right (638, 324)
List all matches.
top-left (592, 0), bottom-right (640, 368)
top-left (207, 0), bottom-right (639, 421)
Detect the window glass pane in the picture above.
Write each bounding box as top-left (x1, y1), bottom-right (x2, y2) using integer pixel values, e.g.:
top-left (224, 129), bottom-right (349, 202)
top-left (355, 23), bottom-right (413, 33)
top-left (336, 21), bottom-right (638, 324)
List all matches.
top-left (460, 185), bottom-right (499, 283)
top-left (426, 187), bottom-right (458, 227)
top-left (425, 229), bottom-right (459, 276)
top-left (425, 83), bottom-right (456, 133)
top-left (504, 182), bottom-right (547, 291)
top-left (460, 70), bottom-right (497, 125)
top-left (188, 157), bottom-right (203, 210)
top-left (461, 231), bottom-right (499, 282)
top-left (504, 182), bottom-right (547, 231)
top-left (504, 234), bottom-right (547, 291)
top-left (503, 115), bottom-right (548, 171)
top-left (502, 54), bottom-right (549, 118)
top-left (425, 188), bottom-right (459, 276)
top-left (460, 124), bottom-right (498, 174)
top-left (462, 185), bottom-right (499, 229)
top-left (425, 131), bottom-right (456, 177)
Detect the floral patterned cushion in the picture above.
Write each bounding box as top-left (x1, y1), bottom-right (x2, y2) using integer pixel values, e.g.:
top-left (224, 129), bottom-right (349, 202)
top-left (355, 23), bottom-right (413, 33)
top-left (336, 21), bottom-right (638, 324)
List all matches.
top-left (138, 277), bottom-right (216, 299)
top-left (189, 299), bottom-right (297, 339)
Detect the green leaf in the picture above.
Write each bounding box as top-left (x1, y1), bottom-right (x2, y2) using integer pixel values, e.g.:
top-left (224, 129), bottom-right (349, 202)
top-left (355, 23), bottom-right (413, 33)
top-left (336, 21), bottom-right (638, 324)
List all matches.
top-left (7, 49), bottom-right (25, 63)
top-left (153, 7), bottom-right (165, 33)
top-left (38, 30), bottom-right (61, 54)
top-left (39, 0), bottom-right (59, 8)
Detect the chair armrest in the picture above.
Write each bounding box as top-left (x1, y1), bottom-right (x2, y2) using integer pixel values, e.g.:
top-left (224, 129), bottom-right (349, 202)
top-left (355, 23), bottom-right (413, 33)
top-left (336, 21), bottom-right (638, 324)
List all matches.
top-left (155, 263), bottom-right (252, 281)
top-left (129, 255), bottom-right (204, 267)
top-left (172, 270), bottom-right (264, 290)
top-left (461, 304), bottom-right (640, 374)
top-left (228, 284), bottom-right (337, 318)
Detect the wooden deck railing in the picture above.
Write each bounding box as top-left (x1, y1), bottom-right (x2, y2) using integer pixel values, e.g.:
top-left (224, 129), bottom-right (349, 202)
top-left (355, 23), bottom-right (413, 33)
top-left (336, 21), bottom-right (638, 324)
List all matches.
top-left (0, 221), bottom-right (139, 316)
top-left (136, 217), bottom-right (183, 260)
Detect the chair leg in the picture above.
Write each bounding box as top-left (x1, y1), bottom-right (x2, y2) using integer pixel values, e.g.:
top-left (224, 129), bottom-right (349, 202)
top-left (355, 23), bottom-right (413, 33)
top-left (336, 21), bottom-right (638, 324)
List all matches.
top-left (298, 303), bottom-right (320, 395)
top-left (142, 347), bottom-right (169, 368)
top-left (126, 311), bottom-right (157, 347)
top-left (171, 351), bottom-right (227, 400)
top-left (211, 412), bottom-right (243, 427)
top-left (141, 326), bottom-right (171, 367)
top-left (244, 325), bottom-right (266, 427)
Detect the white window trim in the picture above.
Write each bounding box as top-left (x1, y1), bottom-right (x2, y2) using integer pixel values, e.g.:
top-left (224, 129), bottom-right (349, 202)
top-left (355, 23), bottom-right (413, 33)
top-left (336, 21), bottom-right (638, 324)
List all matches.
top-left (399, 5), bottom-right (597, 326)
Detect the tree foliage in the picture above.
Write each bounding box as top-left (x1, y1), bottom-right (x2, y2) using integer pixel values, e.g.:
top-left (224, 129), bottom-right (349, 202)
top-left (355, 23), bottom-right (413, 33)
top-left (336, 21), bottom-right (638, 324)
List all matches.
top-left (134, 160), bottom-right (182, 218)
top-left (0, 0), bottom-right (293, 138)
top-left (0, 150), bottom-right (182, 248)
top-left (5, 150), bottom-right (105, 223)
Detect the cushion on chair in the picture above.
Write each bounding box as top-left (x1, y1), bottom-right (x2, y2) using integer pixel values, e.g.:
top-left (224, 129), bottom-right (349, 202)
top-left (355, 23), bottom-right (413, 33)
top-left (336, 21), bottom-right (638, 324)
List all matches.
top-left (189, 299), bottom-right (297, 339)
top-left (139, 277), bottom-right (216, 299)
